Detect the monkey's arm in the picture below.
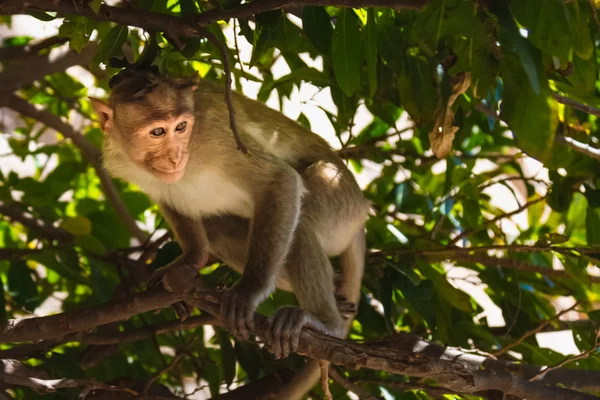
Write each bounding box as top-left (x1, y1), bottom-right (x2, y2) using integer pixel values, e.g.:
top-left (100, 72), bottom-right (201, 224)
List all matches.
top-left (148, 205), bottom-right (210, 288)
top-left (220, 164), bottom-right (304, 338)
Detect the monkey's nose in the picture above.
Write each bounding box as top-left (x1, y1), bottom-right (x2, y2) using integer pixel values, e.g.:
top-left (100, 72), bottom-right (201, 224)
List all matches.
top-left (168, 149), bottom-right (182, 165)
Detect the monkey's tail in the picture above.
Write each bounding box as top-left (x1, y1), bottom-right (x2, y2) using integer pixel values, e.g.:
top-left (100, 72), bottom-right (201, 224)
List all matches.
top-left (271, 226), bottom-right (367, 400)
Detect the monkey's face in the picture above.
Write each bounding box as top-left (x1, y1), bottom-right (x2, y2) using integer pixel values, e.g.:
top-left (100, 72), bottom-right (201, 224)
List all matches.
top-left (90, 96), bottom-right (195, 184)
top-left (121, 114), bottom-right (195, 184)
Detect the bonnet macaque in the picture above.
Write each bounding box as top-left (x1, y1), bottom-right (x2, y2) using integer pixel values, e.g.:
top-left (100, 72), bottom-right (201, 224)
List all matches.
top-left (90, 69), bottom-right (369, 399)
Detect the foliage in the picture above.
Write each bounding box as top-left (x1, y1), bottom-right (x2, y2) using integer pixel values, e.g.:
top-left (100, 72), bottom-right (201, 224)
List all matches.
top-left (1, 0), bottom-right (600, 399)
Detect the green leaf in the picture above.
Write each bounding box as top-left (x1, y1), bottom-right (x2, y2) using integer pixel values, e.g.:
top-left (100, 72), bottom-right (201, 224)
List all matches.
top-left (588, 309), bottom-right (600, 323)
top-left (496, 4), bottom-right (540, 94)
top-left (218, 331), bottom-right (236, 387)
top-left (566, 0), bottom-right (594, 60)
top-left (257, 67), bottom-right (328, 100)
top-left (332, 9), bottom-right (362, 97)
top-left (61, 215), bottom-right (92, 236)
top-left (75, 235), bottom-right (106, 255)
top-left (179, 0), bottom-right (197, 15)
top-left (511, 0), bottom-right (573, 64)
top-left (29, 251), bottom-right (88, 285)
top-left (0, 276), bottom-right (6, 320)
top-left (7, 261), bottom-right (39, 312)
top-left (220, 0), bottom-right (242, 11)
top-left (302, 6), bottom-right (333, 54)
top-left (250, 11), bottom-right (281, 67)
top-left (365, 9), bottom-right (378, 97)
top-left (558, 254), bottom-right (589, 285)
top-left (234, 341), bottom-right (262, 381)
top-left (92, 25), bottom-right (128, 65)
top-left (586, 206), bottom-right (600, 244)
top-left (566, 54), bottom-right (597, 93)
top-left (151, 241), bottom-right (182, 270)
top-left (417, 260), bottom-right (474, 313)
top-left (90, 259), bottom-right (116, 303)
top-left (500, 59), bottom-right (557, 163)
top-left (58, 16), bottom-right (96, 53)
top-left (27, 11), bottom-right (56, 21)
top-left (88, 0), bottom-right (103, 14)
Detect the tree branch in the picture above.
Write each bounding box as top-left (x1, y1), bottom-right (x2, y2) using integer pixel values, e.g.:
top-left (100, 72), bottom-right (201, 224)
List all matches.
top-left (1, 272), bottom-right (599, 398)
top-left (0, 35), bottom-right (68, 61)
top-left (0, 287), bottom-right (178, 343)
top-left (0, 373), bottom-right (137, 396)
top-left (493, 301), bottom-right (581, 357)
top-left (553, 93), bottom-right (600, 119)
top-left (447, 253), bottom-right (600, 284)
top-left (0, 42), bottom-right (97, 102)
top-left (0, 202), bottom-right (71, 242)
top-left (5, 94), bottom-right (148, 242)
top-left (555, 134), bottom-right (600, 161)
top-left (0, 0), bottom-right (428, 39)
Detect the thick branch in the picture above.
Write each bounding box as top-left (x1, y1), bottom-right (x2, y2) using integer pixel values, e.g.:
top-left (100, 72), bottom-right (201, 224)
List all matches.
top-left (0, 288), bottom-right (177, 343)
top-left (1, 275), bottom-right (599, 398)
top-left (5, 94), bottom-right (148, 242)
top-left (0, 0), bottom-right (427, 40)
top-left (164, 267), bottom-right (600, 400)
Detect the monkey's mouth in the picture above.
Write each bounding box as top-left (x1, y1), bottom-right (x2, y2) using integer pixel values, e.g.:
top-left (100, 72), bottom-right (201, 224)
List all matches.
top-left (151, 167), bottom-right (186, 184)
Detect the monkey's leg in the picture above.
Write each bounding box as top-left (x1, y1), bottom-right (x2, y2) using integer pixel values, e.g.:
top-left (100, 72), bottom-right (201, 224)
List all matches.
top-left (263, 222), bottom-right (344, 359)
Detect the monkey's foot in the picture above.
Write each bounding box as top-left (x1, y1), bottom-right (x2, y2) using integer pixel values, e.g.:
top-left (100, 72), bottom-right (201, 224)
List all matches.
top-left (263, 307), bottom-right (326, 360)
top-left (335, 293), bottom-right (357, 320)
top-left (220, 284), bottom-right (261, 340)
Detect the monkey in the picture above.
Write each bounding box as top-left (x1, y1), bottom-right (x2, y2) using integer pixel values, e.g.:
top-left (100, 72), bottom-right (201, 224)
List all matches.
top-left (90, 69), bottom-right (369, 399)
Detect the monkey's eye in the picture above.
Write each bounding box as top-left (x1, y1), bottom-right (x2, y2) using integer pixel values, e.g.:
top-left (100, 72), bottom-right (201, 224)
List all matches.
top-left (175, 121), bottom-right (187, 132)
top-left (150, 127), bottom-right (166, 137)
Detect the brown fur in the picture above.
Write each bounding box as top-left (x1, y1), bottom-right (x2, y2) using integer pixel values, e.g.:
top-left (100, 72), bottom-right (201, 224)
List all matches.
top-left (91, 70), bottom-right (369, 400)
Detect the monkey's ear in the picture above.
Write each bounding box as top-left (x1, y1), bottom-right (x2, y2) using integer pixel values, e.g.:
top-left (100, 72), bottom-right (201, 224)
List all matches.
top-left (89, 97), bottom-right (114, 132)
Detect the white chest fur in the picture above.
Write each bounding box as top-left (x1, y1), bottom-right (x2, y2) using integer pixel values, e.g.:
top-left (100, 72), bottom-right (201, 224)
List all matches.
top-left (142, 169), bottom-right (254, 219)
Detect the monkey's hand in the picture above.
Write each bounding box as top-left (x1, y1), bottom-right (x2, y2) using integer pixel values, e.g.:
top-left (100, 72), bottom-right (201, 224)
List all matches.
top-left (220, 282), bottom-right (263, 340)
top-left (147, 255), bottom-right (207, 321)
top-left (264, 307), bottom-right (343, 360)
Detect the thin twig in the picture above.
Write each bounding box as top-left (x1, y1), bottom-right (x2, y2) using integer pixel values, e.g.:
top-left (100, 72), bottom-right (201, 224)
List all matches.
top-left (329, 369), bottom-right (380, 400)
top-left (530, 327), bottom-right (600, 382)
top-left (553, 93), bottom-right (600, 118)
top-left (374, 243), bottom-right (600, 257)
top-left (449, 196), bottom-right (546, 245)
top-left (494, 301), bottom-right (581, 357)
top-left (202, 30), bottom-right (248, 154)
top-left (143, 352), bottom-right (187, 396)
top-left (478, 176), bottom-right (549, 191)
top-left (556, 134), bottom-right (600, 161)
